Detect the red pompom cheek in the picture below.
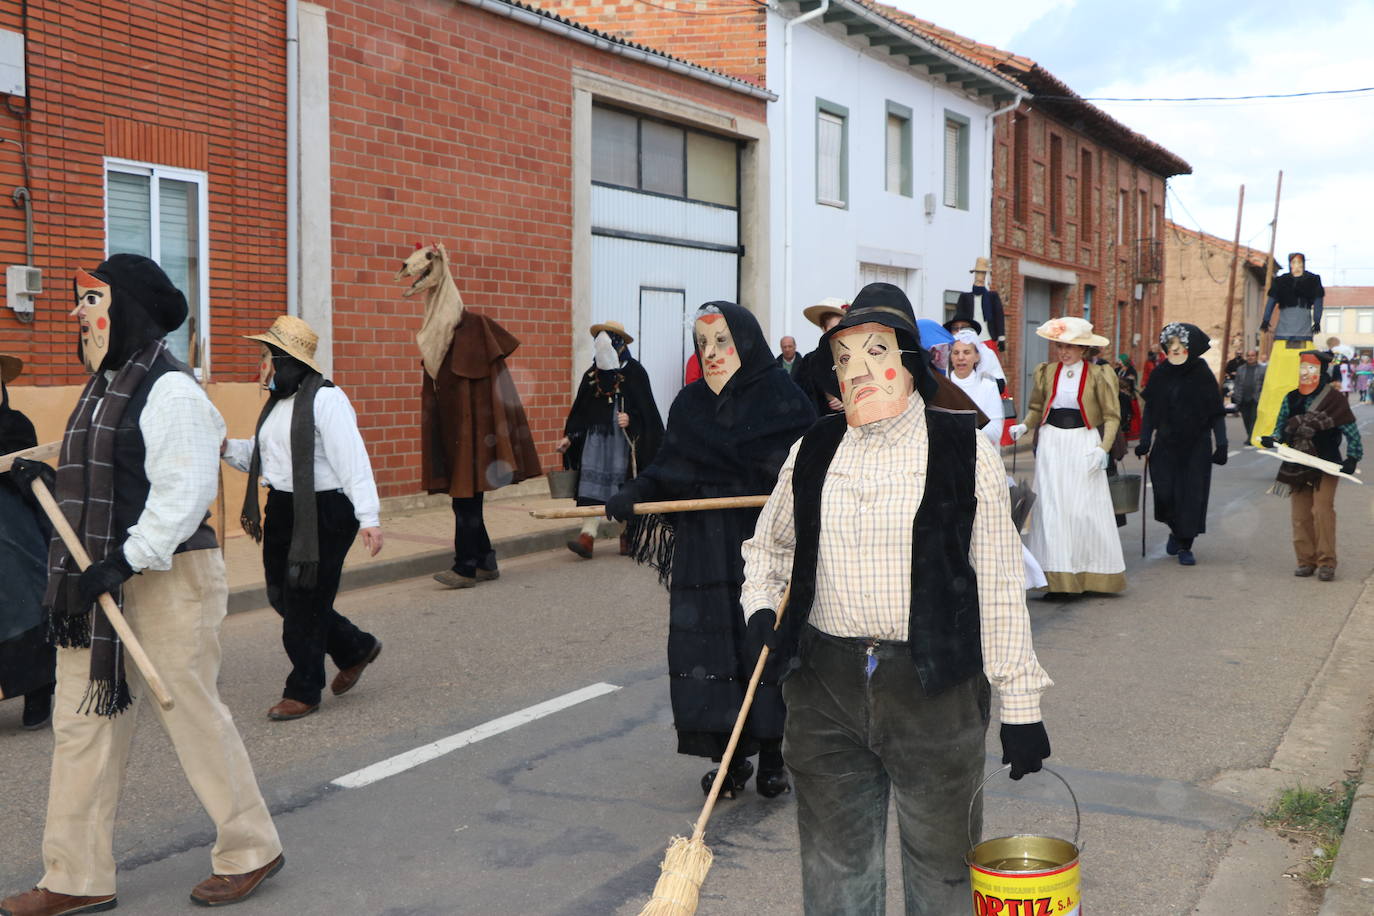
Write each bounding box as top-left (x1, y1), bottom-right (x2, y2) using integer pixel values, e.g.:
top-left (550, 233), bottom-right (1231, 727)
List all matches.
top-left (97, 317), bottom-right (108, 330)
top-left (884, 368), bottom-right (896, 380)
top-left (727, 347), bottom-right (735, 356)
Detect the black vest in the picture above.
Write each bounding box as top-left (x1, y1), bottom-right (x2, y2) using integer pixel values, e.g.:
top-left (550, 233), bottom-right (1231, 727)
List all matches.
top-left (781, 409), bottom-right (983, 696)
top-left (112, 351), bottom-right (218, 555)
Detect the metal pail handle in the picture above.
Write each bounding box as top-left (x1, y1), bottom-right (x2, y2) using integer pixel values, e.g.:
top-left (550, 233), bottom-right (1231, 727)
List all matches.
top-left (968, 764), bottom-right (1082, 850)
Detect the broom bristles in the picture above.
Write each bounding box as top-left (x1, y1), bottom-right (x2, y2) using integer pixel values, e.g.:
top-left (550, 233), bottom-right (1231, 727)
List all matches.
top-left (637, 835), bottom-right (714, 915)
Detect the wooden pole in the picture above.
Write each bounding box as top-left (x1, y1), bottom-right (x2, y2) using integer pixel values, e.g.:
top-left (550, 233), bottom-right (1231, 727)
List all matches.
top-left (29, 478), bottom-right (176, 710)
top-left (1218, 184), bottom-right (1245, 391)
top-left (0, 440), bottom-right (59, 473)
top-left (1257, 171), bottom-right (1284, 355)
top-left (531, 494), bottom-right (769, 519)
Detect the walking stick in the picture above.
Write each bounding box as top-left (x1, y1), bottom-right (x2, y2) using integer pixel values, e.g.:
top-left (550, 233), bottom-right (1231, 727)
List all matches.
top-left (639, 584), bottom-right (792, 915)
top-left (531, 495), bottom-right (768, 519)
top-left (28, 478), bottom-right (176, 711)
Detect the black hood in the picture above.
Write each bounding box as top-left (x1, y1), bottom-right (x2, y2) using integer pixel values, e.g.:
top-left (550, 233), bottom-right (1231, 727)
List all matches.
top-left (82, 254), bottom-right (188, 372)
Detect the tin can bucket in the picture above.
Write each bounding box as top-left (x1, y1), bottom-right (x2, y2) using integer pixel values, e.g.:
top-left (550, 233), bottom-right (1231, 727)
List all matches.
top-left (967, 766), bottom-right (1082, 916)
top-left (1108, 472), bottom-right (1141, 515)
top-left (547, 468), bottom-right (579, 500)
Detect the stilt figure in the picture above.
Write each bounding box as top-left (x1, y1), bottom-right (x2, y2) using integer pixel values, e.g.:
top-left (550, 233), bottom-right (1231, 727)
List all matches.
top-left (1252, 252), bottom-right (1323, 446)
top-left (396, 243), bottom-right (542, 589)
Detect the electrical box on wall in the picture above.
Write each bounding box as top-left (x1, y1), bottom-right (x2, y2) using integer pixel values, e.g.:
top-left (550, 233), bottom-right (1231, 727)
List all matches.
top-left (7, 265), bottom-right (40, 321)
top-left (0, 29), bottom-right (24, 97)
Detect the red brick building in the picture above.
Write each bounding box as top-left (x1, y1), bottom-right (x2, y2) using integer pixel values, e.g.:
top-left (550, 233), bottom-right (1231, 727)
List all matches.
top-left (0, 0), bottom-right (769, 512)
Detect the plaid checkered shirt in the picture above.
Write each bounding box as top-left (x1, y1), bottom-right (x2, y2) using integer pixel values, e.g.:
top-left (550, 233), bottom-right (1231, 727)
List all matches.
top-left (741, 393), bottom-right (1052, 723)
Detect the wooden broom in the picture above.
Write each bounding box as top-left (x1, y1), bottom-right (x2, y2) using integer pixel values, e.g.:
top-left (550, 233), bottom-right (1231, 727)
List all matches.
top-left (638, 584), bottom-right (791, 916)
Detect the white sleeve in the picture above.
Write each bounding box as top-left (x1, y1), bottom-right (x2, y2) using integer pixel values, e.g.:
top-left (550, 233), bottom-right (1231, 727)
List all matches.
top-left (740, 438), bottom-right (802, 621)
top-left (222, 438), bottom-right (255, 472)
top-left (122, 373), bottom-right (226, 572)
top-left (316, 387), bottom-right (381, 529)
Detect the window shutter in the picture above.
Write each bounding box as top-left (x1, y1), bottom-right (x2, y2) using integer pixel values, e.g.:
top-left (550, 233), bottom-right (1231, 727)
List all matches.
top-left (885, 114), bottom-right (903, 193)
top-left (108, 171), bottom-right (152, 257)
top-left (817, 111), bottom-right (843, 204)
top-left (158, 178), bottom-right (198, 362)
top-left (943, 119), bottom-right (960, 206)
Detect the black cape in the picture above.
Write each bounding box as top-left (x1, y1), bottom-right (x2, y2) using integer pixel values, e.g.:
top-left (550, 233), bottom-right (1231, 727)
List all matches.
top-left (562, 355), bottom-right (663, 503)
top-left (622, 301), bottom-right (816, 758)
top-left (1140, 343), bottom-right (1224, 540)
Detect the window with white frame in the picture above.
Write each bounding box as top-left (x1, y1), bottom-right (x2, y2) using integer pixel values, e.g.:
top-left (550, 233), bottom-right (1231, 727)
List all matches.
top-left (105, 160), bottom-right (209, 367)
top-left (1357, 309), bottom-right (1373, 334)
top-left (943, 112), bottom-right (969, 210)
top-left (885, 102), bottom-right (912, 197)
top-left (816, 100), bottom-right (848, 208)
top-left (1322, 310), bottom-right (1342, 335)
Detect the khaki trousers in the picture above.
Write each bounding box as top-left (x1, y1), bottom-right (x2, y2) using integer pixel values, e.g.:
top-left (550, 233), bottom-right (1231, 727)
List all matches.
top-left (40, 549), bottom-right (281, 896)
top-left (1291, 474), bottom-right (1339, 568)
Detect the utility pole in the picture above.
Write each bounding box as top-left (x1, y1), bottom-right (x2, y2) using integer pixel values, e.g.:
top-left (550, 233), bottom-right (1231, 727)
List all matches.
top-left (1257, 171), bottom-right (1283, 355)
top-left (1218, 184), bottom-right (1245, 391)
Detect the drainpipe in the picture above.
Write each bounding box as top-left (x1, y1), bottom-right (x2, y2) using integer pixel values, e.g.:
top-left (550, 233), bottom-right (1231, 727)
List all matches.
top-left (981, 90), bottom-right (1024, 264)
top-left (783, 0), bottom-right (828, 330)
top-left (286, 0), bottom-right (300, 316)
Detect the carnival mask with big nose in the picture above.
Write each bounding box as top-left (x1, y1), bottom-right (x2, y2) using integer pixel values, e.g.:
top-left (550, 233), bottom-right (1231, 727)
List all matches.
top-left (1165, 337), bottom-right (1187, 366)
top-left (73, 268), bottom-right (113, 374)
top-left (830, 323), bottom-right (913, 426)
top-left (1298, 353), bottom-right (1322, 395)
top-left (696, 314), bottom-right (742, 394)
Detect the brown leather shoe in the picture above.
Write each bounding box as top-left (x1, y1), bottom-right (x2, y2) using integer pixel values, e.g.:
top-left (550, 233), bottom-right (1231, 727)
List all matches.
top-left (0, 888), bottom-right (116, 916)
top-left (432, 569), bottom-right (476, 589)
top-left (330, 641), bottom-right (382, 696)
top-left (567, 533), bottom-right (594, 559)
top-left (267, 699), bottom-right (317, 721)
top-left (1294, 565), bottom-right (1316, 577)
top-left (475, 566), bottom-right (499, 581)
top-left (189, 853), bottom-right (284, 907)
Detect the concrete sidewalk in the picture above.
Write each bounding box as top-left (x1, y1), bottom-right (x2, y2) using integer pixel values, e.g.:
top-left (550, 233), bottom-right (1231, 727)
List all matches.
top-left (223, 487), bottom-right (588, 613)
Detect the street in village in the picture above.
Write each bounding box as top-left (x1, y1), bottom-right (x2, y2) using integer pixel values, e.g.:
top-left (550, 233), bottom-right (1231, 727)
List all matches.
top-left (3, 412), bottom-right (1373, 915)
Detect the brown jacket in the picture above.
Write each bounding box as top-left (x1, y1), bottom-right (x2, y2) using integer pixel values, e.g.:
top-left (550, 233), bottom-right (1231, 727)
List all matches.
top-left (420, 312), bottom-right (542, 498)
top-left (1022, 361), bottom-right (1120, 452)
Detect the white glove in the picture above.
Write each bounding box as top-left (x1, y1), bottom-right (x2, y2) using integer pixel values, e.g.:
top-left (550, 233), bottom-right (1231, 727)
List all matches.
top-left (1008, 423), bottom-right (1028, 442)
top-left (1085, 448), bottom-right (1109, 472)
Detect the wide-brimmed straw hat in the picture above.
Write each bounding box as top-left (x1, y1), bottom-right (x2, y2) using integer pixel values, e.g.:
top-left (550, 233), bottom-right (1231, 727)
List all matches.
top-left (802, 297), bottom-right (849, 329)
top-left (589, 320), bottom-right (634, 344)
top-left (969, 256), bottom-right (991, 274)
top-left (244, 315), bottom-right (323, 373)
top-left (1035, 316), bottom-right (1108, 348)
top-left (0, 354), bottom-right (21, 384)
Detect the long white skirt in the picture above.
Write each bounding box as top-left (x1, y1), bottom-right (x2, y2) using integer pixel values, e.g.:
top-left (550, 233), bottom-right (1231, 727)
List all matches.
top-left (1025, 425), bottom-right (1126, 593)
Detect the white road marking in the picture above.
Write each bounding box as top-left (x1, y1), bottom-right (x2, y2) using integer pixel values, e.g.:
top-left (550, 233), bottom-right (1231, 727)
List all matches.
top-left (1228, 450), bottom-right (1240, 458)
top-left (331, 682), bottom-right (622, 789)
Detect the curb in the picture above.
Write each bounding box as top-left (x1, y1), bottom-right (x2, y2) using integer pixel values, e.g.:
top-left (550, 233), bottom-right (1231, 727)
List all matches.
top-left (225, 524), bottom-right (582, 615)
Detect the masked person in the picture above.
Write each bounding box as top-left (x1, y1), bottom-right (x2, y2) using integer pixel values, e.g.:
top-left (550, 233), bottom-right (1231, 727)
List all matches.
top-left (3, 256), bottom-right (283, 915)
top-left (1134, 324), bottom-right (1227, 566)
top-left (1009, 317), bottom-right (1126, 594)
top-left (557, 321), bottom-right (663, 559)
top-left (606, 302), bottom-right (814, 799)
top-left (1262, 350), bottom-right (1363, 581)
top-left (0, 354), bottom-right (56, 730)
top-left (739, 283), bottom-right (1052, 914)
top-left (1252, 252), bottom-right (1324, 447)
top-left (221, 316), bottom-right (384, 721)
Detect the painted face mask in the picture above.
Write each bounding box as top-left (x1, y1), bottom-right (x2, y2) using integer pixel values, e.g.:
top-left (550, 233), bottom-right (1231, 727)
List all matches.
top-left (73, 268), bottom-right (113, 374)
top-left (593, 331), bottom-right (619, 371)
top-left (830, 323), bottom-right (913, 426)
top-left (1298, 354), bottom-right (1323, 395)
top-left (257, 346), bottom-right (277, 391)
top-left (1165, 338), bottom-right (1187, 366)
top-left (695, 314), bottom-right (742, 395)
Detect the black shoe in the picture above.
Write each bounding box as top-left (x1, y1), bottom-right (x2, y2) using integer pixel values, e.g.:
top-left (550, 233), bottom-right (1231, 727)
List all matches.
top-left (1178, 549), bottom-right (1196, 566)
top-left (701, 759), bottom-right (754, 799)
top-left (22, 689), bottom-right (52, 730)
top-left (1166, 533), bottom-right (1179, 556)
top-left (756, 767), bottom-right (791, 798)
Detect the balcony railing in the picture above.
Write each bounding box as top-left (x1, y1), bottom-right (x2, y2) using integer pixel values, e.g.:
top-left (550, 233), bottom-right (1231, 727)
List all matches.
top-left (1135, 237), bottom-right (1163, 283)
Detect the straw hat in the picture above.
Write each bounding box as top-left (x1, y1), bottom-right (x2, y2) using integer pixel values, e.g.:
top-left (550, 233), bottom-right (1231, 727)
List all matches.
top-left (1035, 316), bottom-right (1108, 348)
top-left (589, 320), bottom-right (634, 344)
top-left (0, 354), bottom-right (21, 384)
top-left (969, 256), bottom-right (991, 274)
top-left (244, 315), bottom-right (323, 373)
top-left (802, 297), bottom-right (849, 329)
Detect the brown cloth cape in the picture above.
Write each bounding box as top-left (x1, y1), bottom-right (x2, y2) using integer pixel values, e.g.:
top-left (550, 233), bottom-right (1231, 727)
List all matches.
top-left (421, 311), bottom-right (542, 498)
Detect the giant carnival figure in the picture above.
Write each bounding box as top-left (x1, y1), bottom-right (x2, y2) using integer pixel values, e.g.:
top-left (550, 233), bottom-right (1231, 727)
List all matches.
top-left (1252, 252), bottom-right (1324, 446)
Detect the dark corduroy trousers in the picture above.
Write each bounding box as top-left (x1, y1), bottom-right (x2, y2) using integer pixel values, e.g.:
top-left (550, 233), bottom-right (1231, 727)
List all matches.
top-left (451, 494), bottom-right (497, 577)
top-left (783, 625), bottom-right (990, 916)
top-left (263, 489), bottom-right (376, 706)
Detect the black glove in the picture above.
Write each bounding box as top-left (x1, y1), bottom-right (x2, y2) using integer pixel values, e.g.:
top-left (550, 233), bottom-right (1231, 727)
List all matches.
top-left (1258, 322), bottom-right (1269, 332)
top-left (1260, 436), bottom-right (1275, 449)
top-left (77, 553), bottom-right (135, 607)
top-left (745, 609), bottom-right (779, 664)
top-left (1000, 722), bottom-right (1051, 780)
top-left (1134, 443), bottom-right (1149, 458)
top-left (605, 488), bottom-right (638, 522)
top-left (1312, 322), bottom-right (1322, 334)
top-left (1212, 444), bottom-right (1228, 466)
top-left (8, 456), bottom-right (52, 490)
top-left (997, 339), bottom-right (1006, 353)
top-left (1341, 457), bottom-right (1358, 476)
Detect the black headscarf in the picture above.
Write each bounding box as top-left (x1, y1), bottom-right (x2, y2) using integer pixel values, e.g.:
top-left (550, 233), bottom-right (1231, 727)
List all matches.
top-left (82, 254), bottom-right (188, 372)
top-left (1143, 323), bottom-right (1222, 443)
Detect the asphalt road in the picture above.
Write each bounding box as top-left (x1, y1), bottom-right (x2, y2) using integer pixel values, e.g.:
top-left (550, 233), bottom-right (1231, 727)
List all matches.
top-left (2, 411), bottom-right (1373, 914)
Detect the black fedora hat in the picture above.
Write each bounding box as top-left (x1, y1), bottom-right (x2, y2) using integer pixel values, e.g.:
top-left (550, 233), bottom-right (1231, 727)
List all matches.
top-left (821, 283), bottom-right (936, 399)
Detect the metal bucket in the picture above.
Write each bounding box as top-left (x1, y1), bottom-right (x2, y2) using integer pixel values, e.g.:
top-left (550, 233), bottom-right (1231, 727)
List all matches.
top-left (967, 766), bottom-right (1082, 916)
top-left (547, 468), bottom-right (579, 500)
top-left (1109, 472), bottom-right (1141, 515)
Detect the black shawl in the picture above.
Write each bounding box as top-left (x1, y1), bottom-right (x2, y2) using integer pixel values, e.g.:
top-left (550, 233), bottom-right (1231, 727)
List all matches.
top-left (1268, 271), bottom-right (1324, 308)
top-left (562, 355), bottom-right (663, 476)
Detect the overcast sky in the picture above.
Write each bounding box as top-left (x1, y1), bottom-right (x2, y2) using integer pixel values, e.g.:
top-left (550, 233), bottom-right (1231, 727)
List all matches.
top-left (889, 0), bottom-right (1374, 289)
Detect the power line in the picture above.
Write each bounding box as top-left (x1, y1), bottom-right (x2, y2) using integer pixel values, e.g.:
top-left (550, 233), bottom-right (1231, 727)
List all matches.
top-left (1043, 86), bottom-right (1374, 103)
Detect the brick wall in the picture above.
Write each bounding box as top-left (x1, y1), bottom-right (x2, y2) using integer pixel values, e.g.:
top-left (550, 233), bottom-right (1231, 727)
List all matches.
top-left (0, 0), bottom-right (287, 389)
top-left (322, 0), bottom-right (765, 495)
top-left (524, 0), bottom-right (768, 87)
